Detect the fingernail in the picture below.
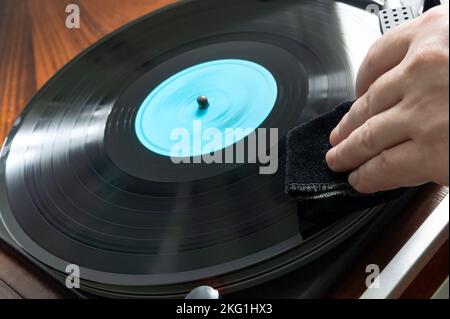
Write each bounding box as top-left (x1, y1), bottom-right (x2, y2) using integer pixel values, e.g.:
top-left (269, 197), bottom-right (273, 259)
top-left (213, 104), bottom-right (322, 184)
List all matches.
top-left (330, 126), bottom-right (339, 145)
top-left (326, 148), bottom-right (336, 168)
top-left (349, 170), bottom-right (359, 187)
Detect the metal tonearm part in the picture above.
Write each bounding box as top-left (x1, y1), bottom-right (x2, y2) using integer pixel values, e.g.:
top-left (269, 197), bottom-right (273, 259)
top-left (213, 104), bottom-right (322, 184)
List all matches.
top-left (379, 0), bottom-right (445, 34)
top-left (379, 1), bottom-right (418, 34)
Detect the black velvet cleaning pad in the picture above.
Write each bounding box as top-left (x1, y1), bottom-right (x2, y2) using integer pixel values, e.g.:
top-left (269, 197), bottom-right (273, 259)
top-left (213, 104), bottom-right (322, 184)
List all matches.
top-left (285, 102), bottom-right (405, 222)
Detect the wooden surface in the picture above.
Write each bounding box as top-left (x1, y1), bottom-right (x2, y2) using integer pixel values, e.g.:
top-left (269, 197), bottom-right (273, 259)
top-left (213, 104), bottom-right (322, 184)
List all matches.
top-left (0, 0), bottom-right (448, 299)
top-left (0, 0), bottom-right (176, 139)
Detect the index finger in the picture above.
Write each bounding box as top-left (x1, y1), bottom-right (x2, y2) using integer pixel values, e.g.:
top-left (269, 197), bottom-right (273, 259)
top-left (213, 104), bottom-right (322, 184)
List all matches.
top-left (355, 19), bottom-right (413, 97)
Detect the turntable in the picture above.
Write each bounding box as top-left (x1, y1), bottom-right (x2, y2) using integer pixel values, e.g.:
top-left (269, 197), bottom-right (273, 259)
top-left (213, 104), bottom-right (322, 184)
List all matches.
top-left (0, 0), bottom-right (448, 299)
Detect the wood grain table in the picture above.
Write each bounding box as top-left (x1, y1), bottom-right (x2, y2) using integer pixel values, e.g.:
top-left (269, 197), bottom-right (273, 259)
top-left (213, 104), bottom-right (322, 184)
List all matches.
top-left (0, 0), bottom-right (448, 299)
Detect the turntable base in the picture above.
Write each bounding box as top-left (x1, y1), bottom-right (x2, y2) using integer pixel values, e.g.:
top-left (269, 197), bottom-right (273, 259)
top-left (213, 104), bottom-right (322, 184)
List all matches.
top-left (0, 0), bottom-right (447, 299)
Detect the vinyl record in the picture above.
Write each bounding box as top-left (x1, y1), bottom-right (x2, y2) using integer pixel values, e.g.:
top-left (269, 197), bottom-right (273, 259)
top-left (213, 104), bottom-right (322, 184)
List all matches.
top-left (0, 0), bottom-right (382, 297)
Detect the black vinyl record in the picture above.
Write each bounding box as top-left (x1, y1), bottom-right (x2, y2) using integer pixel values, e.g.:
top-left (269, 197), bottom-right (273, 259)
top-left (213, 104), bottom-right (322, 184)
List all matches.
top-left (0, 0), bottom-right (383, 297)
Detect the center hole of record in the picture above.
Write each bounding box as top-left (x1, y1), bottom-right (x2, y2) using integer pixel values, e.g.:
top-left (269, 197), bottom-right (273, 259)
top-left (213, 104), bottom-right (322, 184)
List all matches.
top-left (134, 59), bottom-right (278, 158)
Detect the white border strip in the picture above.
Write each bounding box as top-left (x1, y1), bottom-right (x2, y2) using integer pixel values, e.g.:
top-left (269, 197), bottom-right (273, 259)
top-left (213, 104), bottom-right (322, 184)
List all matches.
top-left (361, 193), bottom-right (449, 299)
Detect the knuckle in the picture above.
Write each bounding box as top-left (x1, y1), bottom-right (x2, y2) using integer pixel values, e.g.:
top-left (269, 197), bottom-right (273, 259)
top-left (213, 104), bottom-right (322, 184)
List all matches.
top-left (420, 6), bottom-right (445, 25)
top-left (420, 10), bottom-right (435, 24)
top-left (408, 47), bottom-right (448, 71)
top-left (408, 50), bottom-right (427, 70)
top-left (422, 139), bottom-right (436, 162)
top-left (364, 90), bottom-right (374, 117)
top-left (360, 122), bottom-right (374, 150)
top-left (377, 151), bottom-right (391, 173)
top-left (413, 112), bottom-right (430, 135)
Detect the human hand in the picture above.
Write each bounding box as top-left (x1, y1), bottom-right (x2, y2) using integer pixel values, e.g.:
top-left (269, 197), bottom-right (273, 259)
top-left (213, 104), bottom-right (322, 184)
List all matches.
top-left (326, 5), bottom-right (449, 194)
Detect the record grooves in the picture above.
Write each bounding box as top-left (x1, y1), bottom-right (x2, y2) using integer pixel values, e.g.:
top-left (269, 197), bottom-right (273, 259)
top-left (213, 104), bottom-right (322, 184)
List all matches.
top-left (0, 0), bottom-right (387, 297)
